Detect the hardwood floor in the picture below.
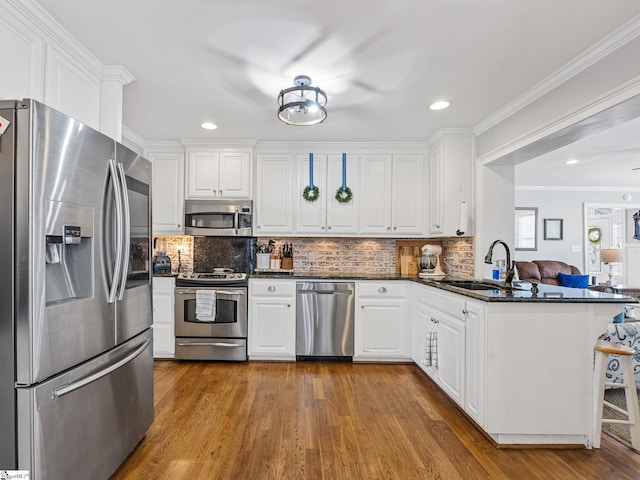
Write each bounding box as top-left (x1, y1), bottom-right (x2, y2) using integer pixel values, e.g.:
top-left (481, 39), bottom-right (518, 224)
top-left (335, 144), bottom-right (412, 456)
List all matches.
top-left (110, 361), bottom-right (640, 480)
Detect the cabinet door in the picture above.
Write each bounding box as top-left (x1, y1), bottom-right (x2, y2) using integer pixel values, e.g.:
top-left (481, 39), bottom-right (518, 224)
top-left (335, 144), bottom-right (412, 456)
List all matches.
top-left (150, 151), bottom-right (184, 234)
top-left (355, 284), bottom-right (409, 360)
top-left (255, 153), bottom-right (295, 235)
top-left (465, 301), bottom-right (486, 426)
top-left (437, 311), bottom-right (465, 407)
top-left (392, 154), bottom-right (424, 235)
top-left (327, 153), bottom-right (359, 234)
top-left (248, 297), bottom-right (295, 359)
top-left (428, 145), bottom-right (444, 234)
top-left (359, 154), bottom-right (393, 234)
top-left (295, 153), bottom-right (328, 234)
top-left (186, 151), bottom-right (219, 198)
top-left (218, 151), bottom-right (251, 198)
top-left (413, 304), bottom-right (439, 379)
top-left (152, 277), bottom-right (175, 358)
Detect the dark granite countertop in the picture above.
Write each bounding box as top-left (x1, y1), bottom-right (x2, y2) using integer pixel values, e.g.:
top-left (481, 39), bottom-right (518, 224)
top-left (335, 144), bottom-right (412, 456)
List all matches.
top-left (249, 271), bottom-right (636, 304)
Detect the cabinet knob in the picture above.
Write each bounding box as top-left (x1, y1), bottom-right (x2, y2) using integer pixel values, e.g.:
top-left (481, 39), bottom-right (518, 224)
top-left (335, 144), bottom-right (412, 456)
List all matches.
top-left (378, 286), bottom-right (387, 294)
top-left (268, 286), bottom-right (276, 292)
top-left (321, 226), bottom-right (325, 230)
top-left (393, 226), bottom-right (397, 230)
top-left (220, 190), bottom-right (223, 196)
top-left (434, 224), bottom-right (441, 229)
top-left (462, 309), bottom-right (469, 315)
top-left (287, 304), bottom-right (291, 308)
top-left (387, 227), bottom-right (391, 231)
top-left (327, 226), bottom-right (331, 230)
top-left (212, 189), bottom-right (217, 195)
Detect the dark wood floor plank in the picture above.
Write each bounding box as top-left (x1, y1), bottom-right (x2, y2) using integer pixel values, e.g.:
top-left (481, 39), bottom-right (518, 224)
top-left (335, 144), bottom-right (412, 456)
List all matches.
top-left (110, 361), bottom-right (640, 480)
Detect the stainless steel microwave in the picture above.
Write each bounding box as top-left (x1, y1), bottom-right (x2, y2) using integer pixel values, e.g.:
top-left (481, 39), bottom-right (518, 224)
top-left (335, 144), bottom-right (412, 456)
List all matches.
top-left (184, 199), bottom-right (252, 236)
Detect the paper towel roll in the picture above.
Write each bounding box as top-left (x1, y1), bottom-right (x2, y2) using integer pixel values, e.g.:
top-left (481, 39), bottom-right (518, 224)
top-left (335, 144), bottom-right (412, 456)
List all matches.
top-left (457, 201), bottom-right (469, 236)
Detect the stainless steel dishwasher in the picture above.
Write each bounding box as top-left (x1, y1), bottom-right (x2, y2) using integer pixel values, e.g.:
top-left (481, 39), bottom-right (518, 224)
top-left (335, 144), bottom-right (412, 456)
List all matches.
top-left (296, 282), bottom-right (355, 360)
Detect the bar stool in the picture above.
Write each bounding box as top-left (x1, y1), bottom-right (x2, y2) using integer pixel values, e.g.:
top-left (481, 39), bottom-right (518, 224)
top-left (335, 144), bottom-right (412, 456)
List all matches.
top-left (593, 340), bottom-right (640, 450)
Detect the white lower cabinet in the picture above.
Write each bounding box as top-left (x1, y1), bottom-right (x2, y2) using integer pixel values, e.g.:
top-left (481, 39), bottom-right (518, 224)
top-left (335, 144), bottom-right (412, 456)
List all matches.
top-left (152, 276), bottom-right (175, 358)
top-left (412, 284), bottom-right (467, 409)
top-left (464, 300), bottom-right (486, 427)
top-left (248, 279), bottom-right (296, 360)
top-left (354, 282), bottom-right (410, 361)
top-left (435, 310), bottom-right (465, 407)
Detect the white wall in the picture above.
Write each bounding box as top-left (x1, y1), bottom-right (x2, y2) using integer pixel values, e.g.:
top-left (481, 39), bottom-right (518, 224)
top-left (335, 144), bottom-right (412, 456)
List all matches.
top-left (515, 188), bottom-right (640, 277)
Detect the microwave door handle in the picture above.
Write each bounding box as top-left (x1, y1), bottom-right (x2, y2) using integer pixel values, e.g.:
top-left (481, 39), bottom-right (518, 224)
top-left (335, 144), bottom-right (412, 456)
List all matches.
top-left (234, 208), bottom-right (239, 235)
top-left (107, 159), bottom-right (124, 304)
top-left (116, 162), bottom-right (130, 301)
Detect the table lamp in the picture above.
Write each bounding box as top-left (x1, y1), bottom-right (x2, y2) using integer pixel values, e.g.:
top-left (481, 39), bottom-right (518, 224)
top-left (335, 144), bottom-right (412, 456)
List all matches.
top-left (601, 248), bottom-right (623, 285)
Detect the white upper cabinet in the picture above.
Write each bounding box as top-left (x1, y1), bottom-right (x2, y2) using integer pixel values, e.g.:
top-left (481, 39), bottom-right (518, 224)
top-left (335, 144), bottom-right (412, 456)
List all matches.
top-left (148, 147), bottom-right (185, 234)
top-left (428, 130), bottom-right (474, 236)
top-left (295, 153), bottom-right (359, 235)
top-left (186, 148), bottom-right (251, 199)
top-left (254, 153), bottom-right (295, 235)
top-left (360, 153), bottom-right (424, 236)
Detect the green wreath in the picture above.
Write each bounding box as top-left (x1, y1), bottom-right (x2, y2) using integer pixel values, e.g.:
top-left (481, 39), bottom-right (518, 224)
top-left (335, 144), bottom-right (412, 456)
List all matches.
top-left (335, 186), bottom-right (353, 203)
top-left (303, 185), bottom-right (320, 202)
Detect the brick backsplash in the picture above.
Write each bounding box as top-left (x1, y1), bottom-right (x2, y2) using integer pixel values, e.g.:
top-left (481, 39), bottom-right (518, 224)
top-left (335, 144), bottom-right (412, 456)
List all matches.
top-left (153, 235), bottom-right (474, 277)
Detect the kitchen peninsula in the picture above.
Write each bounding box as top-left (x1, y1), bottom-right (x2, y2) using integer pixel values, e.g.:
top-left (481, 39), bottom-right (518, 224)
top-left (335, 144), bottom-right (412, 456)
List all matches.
top-left (250, 272), bottom-right (632, 448)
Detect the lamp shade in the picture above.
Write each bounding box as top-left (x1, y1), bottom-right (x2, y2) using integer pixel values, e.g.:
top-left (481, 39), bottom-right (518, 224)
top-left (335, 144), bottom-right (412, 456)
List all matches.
top-left (601, 248), bottom-right (623, 263)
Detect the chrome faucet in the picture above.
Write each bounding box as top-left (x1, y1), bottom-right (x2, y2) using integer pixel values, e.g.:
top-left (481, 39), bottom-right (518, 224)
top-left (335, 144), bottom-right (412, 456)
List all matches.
top-left (484, 240), bottom-right (515, 287)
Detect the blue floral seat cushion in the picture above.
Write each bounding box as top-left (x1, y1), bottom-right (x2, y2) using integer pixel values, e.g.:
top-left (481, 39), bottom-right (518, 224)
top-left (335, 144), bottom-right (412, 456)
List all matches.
top-left (598, 323), bottom-right (640, 386)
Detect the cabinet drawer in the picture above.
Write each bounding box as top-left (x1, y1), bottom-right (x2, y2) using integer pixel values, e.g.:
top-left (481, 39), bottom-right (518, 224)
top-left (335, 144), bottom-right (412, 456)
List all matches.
top-left (249, 280), bottom-right (295, 296)
top-left (358, 282), bottom-right (407, 298)
top-left (430, 290), bottom-right (466, 319)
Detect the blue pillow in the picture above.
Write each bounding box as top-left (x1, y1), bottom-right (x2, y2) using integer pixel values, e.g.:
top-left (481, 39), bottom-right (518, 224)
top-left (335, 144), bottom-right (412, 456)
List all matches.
top-left (612, 311), bottom-right (625, 323)
top-left (557, 272), bottom-right (589, 288)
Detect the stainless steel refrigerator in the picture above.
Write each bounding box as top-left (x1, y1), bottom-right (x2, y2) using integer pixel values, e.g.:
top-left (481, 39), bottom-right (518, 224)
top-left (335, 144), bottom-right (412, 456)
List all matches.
top-left (0, 99), bottom-right (154, 479)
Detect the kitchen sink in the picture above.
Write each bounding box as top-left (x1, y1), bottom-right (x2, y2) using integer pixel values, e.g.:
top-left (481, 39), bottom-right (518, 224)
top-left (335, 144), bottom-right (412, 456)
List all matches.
top-left (438, 280), bottom-right (504, 290)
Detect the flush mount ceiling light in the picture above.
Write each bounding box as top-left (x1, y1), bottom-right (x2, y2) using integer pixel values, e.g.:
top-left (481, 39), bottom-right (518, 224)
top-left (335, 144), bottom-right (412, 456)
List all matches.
top-left (277, 75), bottom-right (327, 126)
top-left (429, 100), bottom-right (451, 111)
top-left (564, 159), bottom-right (579, 165)
top-left (201, 122), bottom-right (217, 130)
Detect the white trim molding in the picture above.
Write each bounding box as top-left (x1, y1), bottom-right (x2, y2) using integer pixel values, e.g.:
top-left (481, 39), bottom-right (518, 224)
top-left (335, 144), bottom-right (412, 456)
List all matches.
top-left (475, 14), bottom-right (640, 137)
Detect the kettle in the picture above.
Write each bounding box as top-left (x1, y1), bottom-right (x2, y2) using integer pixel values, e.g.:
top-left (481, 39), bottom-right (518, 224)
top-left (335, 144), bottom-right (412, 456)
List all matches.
top-left (153, 251), bottom-right (172, 274)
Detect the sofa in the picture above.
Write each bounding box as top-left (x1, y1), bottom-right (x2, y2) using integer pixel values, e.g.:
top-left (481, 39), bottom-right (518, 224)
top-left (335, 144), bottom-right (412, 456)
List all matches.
top-left (515, 260), bottom-right (582, 286)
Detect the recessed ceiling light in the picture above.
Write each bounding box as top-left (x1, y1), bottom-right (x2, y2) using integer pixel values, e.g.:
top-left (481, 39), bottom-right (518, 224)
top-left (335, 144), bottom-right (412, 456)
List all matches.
top-left (429, 100), bottom-right (451, 111)
top-left (564, 159), bottom-right (579, 165)
top-left (201, 122), bottom-right (217, 130)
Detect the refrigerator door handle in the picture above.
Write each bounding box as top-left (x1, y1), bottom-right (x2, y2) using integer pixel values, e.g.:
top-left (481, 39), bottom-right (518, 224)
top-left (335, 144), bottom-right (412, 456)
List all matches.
top-left (107, 158), bottom-right (124, 303)
top-left (52, 339), bottom-right (151, 399)
top-left (116, 162), bottom-right (130, 301)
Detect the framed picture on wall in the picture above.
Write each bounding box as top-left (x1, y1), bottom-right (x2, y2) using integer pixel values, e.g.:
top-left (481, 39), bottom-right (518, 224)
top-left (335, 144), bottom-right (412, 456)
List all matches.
top-left (544, 218), bottom-right (563, 240)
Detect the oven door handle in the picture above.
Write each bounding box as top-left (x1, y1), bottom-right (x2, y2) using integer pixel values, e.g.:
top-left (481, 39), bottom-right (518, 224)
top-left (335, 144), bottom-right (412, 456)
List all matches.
top-left (175, 289), bottom-right (245, 296)
top-left (176, 341), bottom-right (244, 348)
top-left (234, 208), bottom-right (239, 235)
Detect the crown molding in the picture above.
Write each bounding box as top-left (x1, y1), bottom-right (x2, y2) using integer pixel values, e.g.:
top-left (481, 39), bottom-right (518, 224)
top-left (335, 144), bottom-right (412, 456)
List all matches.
top-left (254, 141), bottom-right (428, 153)
top-left (477, 74), bottom-right (640, 165)
top-left (102, 65), bottom-right (135, 85)
top-left (474, 14), bottom-right (640, 136)
top-left (7, 0), bottom-right (103, 80)
top-left (516, 185), bottom-right (640, 192)
top-left (180, 139), bottom-right (258, 150)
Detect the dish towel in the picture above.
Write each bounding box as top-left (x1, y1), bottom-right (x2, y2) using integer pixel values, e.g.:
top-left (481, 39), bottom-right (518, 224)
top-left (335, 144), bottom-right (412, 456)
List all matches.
top-left (421, 330), bottom-right (438, 368)
top-left (195, 290), bottom-right (216, 322)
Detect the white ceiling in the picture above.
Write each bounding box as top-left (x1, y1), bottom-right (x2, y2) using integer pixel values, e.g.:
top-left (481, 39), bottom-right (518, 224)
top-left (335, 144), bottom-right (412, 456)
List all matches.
top-left (36, 0), bottom-right (640, 148)
top-left (515, 116), bottom-right (640, 188)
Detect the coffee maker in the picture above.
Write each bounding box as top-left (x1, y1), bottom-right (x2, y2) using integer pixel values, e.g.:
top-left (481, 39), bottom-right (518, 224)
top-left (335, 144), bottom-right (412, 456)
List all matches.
top-left (419, 244), bottom-right (445, 278)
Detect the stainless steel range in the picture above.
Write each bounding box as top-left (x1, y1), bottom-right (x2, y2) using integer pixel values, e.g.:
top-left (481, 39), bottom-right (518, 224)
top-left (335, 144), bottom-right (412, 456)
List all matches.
top-left (174, 271), bottom-right (248, 361)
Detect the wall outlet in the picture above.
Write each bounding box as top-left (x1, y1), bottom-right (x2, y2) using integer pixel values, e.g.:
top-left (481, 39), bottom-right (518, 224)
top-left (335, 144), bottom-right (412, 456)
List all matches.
top-left (571, 245), bottom-right (582, 253)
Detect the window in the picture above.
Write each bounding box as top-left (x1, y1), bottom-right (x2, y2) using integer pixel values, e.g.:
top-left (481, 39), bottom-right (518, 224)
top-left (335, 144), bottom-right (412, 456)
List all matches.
top-left (515, 207), bottom-right (538, 251)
